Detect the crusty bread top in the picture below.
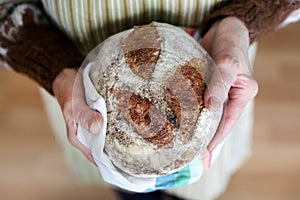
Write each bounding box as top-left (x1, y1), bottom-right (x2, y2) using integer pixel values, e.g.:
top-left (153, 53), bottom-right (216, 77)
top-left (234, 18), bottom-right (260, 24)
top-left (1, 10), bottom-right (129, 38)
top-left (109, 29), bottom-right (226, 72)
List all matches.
top-left (90, 22), bottom-right (214, 176)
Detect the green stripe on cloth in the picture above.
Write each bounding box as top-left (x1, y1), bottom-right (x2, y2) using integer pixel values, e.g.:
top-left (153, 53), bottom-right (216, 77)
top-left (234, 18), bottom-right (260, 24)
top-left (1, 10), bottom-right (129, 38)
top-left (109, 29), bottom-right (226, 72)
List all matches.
top-left (174, 164), bottom-right (191, 187)
top-left (154, 157), bottom-right (204, 190)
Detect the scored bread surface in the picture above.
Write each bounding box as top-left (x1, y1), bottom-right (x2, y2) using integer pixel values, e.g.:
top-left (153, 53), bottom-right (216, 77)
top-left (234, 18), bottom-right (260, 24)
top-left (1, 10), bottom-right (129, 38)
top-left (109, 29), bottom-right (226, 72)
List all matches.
top-left (90, 22), bottom-right (214, 177)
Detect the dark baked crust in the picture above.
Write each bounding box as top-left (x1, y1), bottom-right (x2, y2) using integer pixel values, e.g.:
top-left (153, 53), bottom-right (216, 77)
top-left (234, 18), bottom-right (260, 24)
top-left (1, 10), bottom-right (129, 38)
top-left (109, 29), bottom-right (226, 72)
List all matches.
top-left (165, 59), bottom-right (206, 143)
top-left (123, 24), bottom-right (161, 80)
top-left (110, 89), bottom-right (175, 148)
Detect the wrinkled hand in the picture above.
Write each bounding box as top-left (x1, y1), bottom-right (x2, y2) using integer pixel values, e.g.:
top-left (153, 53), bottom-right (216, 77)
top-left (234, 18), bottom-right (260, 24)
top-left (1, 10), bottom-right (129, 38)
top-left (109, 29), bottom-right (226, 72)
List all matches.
top-left (201, 17), bottom-right (258, 152)
top-left (52, 68), bottom-right (103, 164)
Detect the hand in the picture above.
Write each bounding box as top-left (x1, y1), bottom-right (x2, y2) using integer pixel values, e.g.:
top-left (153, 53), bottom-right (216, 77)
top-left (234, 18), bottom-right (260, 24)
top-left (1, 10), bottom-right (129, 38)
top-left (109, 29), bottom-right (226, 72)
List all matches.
top-left (52, 68), bottom-right (103, 165)
top-left (201, 17), bottom-right (258, 152)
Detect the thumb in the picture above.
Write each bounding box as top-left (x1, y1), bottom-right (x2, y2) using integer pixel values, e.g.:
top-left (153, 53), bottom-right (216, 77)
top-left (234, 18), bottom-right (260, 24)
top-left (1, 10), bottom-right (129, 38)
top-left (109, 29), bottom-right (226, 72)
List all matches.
top-left (73, 101), bottom-right (103, 134)
top-left (204, 50), bottom-right (243, 152)
top-left (204, 54), bottom-right (239, 111)
top-left (72, 67), bottom-right (104, 134)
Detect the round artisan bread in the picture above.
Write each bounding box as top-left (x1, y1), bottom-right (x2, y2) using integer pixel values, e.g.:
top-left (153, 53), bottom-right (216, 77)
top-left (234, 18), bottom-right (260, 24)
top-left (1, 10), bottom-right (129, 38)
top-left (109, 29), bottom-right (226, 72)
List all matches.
top-left (90, 22), bottom-right (218, 177)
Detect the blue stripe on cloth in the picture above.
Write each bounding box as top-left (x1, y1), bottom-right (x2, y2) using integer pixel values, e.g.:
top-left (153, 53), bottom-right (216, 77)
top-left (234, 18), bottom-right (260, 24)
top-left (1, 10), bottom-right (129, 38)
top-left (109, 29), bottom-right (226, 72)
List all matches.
top-left (145, 158), bottom-right (204, 192)
top-left (153, 164), bottom-right (192, 190)
top-left (154, 173), bottom-right (175, 190)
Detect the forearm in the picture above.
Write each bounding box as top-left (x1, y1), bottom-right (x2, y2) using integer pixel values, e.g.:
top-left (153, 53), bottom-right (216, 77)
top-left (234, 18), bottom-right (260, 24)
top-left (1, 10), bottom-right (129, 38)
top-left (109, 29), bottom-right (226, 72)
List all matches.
top-left (0, 2), bottom-right (84, 94)
top-left (202, 0), bottom-right (300, 44)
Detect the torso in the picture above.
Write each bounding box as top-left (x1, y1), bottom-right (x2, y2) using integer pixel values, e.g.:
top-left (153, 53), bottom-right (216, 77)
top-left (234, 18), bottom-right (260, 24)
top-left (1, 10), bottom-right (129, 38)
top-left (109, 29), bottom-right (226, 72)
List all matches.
top-left (41, 0), bottom-right (222, 53)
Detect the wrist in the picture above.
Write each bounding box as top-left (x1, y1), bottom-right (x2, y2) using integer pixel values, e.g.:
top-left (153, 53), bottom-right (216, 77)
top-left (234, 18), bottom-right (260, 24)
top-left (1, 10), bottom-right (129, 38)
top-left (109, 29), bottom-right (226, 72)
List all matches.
top-left (52, 68), bottom-right (78, 106)
top-left (0, 2), bottom-right (84, 95)
top-left (222, 16), bottom-right (250, 45)
top-left (208, 16), bottom-right (250, 48)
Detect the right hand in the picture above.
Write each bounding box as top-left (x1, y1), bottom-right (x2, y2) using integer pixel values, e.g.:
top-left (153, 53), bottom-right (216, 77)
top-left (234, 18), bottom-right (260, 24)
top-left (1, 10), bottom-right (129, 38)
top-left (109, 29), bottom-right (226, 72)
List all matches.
top-left (53, 68), bottom-right (104, 165)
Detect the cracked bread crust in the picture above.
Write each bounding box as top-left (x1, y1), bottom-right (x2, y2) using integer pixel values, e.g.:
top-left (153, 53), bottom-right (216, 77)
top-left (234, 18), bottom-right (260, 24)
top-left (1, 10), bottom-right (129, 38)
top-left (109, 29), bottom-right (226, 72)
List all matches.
top-left (90, 22), bottom-right (216, 176)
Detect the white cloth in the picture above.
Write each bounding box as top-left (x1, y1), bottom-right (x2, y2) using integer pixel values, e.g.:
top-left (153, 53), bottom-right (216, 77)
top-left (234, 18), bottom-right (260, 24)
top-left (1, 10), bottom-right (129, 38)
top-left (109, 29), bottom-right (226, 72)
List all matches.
top-left (77, 63), bottom-right (159, 192)
top-left (75, 61), bottom-right (226, 193)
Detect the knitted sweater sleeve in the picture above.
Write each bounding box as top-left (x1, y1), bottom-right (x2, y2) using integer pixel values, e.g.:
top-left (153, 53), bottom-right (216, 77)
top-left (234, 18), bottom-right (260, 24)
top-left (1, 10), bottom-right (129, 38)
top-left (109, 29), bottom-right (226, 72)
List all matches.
top-left (202, 0), bottom-right (300, 44)
top-left (0, 2), bottom-right (84, 94)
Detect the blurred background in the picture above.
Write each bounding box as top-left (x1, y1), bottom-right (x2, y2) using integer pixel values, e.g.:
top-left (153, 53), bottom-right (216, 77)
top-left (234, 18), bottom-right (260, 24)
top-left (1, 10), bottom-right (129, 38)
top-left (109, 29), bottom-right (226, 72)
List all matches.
top-left (0, 23), bottom-right (299, 200)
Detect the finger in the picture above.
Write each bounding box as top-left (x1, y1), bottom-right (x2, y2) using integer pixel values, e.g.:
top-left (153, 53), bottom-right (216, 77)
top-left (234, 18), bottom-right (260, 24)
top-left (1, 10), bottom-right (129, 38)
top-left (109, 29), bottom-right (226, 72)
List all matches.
top-left (204, 16), bottom-right (250, 110)
top-left (208, 74), bottom-right (258, 151)
top-left (73, 102), bottom-right (104, 134)
top-left (71, 68), bottom-right (104, 134)
top-left (207, 93), bottom-right (247, 152)
top-left (204, 53), bottom-right (239, 111)
top-left (65, 118), bottom-right (96, 165)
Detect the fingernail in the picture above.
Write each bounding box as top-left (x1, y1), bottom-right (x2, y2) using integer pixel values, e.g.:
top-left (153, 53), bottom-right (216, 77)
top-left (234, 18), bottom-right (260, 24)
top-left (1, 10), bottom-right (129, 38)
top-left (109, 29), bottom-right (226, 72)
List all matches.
top-left (90, 121), bottom-right (102, 134)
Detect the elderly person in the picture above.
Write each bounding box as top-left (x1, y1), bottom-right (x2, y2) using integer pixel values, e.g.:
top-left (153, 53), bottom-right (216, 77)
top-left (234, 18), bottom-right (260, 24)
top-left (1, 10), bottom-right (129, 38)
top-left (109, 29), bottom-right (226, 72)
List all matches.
top-left (1, 1), bottom-right (299, 199)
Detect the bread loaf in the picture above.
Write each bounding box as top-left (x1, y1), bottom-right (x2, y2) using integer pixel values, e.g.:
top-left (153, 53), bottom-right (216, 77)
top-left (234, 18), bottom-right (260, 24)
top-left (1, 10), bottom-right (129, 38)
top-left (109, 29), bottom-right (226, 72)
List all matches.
top-left (90, 22), bottom-right (216, 177)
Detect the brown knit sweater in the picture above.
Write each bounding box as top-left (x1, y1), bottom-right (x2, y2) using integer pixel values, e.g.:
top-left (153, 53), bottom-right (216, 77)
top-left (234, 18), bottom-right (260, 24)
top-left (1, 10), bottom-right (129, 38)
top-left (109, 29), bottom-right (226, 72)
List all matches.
top-left (0, 2), bottom-right (84, 94)
top-left (201, 0), bottom-right (300, 44)
top-left (0, 1), bottom-right (299, 94)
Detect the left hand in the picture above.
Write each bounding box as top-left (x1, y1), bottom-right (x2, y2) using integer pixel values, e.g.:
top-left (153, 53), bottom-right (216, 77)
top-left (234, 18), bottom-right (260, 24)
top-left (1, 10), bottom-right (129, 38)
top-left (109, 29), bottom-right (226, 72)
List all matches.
top-left (201, 17), bottom-right (259, 152)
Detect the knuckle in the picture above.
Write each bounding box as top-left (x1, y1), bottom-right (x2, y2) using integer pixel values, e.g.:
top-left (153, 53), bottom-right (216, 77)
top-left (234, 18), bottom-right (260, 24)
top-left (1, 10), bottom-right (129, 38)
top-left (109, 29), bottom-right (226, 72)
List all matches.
top-left (225, 114), bottom-right (240, 126)
top-left (251, 79), bottom-right (259, 95)
top-left (77, 108), bottom-right (89, 122)
top-left (244, 76), bottom-right (259, 98)
top-left (214, 53), bottom-right (240, 81)
top-left (217, 54), bottom-right (238, 71)
top-left (76, 108), bottom-right (94, 128)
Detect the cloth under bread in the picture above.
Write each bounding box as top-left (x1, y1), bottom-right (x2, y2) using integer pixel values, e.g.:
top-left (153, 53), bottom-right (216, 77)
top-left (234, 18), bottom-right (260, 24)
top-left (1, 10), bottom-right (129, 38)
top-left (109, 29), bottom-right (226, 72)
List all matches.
top-left (76, 62), bottom-right (225, 192)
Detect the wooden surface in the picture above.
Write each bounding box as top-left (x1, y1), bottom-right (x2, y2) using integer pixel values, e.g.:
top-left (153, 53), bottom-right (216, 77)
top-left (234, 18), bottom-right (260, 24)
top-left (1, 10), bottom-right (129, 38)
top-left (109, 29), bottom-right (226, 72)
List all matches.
top-left (0, 23), bottom-right (299, 200)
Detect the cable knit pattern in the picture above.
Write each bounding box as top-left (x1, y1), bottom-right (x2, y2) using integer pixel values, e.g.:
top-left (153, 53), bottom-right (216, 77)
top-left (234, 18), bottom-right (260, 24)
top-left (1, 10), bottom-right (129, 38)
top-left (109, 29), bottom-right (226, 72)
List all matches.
top-left (202, 0), bottom-right (300, 43)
